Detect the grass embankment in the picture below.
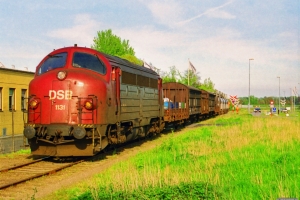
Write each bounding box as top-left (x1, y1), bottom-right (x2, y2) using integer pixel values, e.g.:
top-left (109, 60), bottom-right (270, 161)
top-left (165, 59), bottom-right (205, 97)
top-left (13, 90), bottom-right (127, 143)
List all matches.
top-left (47, 110), bottom-right (299, 199)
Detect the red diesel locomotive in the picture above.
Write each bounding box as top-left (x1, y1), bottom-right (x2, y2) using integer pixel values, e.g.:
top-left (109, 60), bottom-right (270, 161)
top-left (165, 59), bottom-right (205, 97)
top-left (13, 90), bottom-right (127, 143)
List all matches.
top-left (23, 45), bottom-right (228, 157)
top-left (23, 45), bottom-right (165, 156)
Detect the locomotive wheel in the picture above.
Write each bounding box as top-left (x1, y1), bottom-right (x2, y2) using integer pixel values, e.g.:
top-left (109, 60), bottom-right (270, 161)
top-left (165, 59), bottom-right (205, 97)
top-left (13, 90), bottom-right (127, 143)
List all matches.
top-left (107, 124), bottom-right (126, 144)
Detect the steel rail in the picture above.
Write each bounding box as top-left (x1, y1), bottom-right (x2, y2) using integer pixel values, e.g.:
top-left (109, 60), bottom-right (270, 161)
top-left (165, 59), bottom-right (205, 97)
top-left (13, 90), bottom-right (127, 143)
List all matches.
top-left (0, 157), bottom-right (50, 173)
top-left (0, 159), bottom-right (84, 190)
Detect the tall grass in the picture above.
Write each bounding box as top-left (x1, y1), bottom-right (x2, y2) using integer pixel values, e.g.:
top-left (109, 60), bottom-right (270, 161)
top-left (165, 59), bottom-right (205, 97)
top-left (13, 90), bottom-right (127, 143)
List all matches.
top-left (47, 110), bottom-right (300, 200)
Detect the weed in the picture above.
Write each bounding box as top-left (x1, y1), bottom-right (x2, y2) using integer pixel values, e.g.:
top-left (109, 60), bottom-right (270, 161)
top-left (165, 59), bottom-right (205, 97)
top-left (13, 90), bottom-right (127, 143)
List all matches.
top-left (112, 148), bottom-right (117, 155)
top-left (29, 187), bottom-right (37, 200)
top-left (0, 148), bottom-right (30, 158)
top-left (73, 182), bottom-right (220, 200)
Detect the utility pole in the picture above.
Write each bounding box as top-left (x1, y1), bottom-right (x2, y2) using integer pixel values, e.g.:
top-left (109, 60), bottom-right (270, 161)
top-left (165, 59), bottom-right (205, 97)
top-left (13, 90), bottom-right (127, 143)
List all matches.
top-left (248, 58), bottom-right (254, 113)
top-left (277, 76), bottom-right (280, 114)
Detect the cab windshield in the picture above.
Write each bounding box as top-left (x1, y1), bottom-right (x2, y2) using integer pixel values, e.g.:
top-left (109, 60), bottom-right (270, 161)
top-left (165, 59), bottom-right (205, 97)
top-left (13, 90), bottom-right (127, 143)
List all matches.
top-left (38, 52), bottom-right (67, 75)
top-left (72, 52), bottom-right (106, 75)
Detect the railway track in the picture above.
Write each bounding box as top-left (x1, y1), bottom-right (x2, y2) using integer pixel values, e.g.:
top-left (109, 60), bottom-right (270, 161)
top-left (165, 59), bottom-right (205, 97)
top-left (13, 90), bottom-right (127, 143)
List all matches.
top-left (0, 143), bottom-right (137, 191)
top-left (0, 133), bottom-right (169, 192)
top-left (0, 131), bottom-right (186, 199)
top-left (0, 157), bottom-right (84, 190)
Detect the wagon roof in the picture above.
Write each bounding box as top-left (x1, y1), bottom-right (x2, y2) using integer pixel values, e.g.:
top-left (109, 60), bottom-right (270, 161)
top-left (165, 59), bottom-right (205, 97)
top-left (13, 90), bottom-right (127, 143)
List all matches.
top-left (163, 82), bottom-right (200, 91)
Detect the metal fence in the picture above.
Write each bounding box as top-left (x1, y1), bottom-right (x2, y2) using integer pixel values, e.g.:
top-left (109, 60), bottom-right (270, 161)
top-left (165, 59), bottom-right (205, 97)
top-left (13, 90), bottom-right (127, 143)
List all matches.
top-left (0, 135), bottom-right (29, 154)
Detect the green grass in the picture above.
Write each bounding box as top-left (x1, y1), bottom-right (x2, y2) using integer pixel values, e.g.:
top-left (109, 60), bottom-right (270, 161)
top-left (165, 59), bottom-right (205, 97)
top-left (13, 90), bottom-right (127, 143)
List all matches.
top-left (0, 148), bottom-right (30, 158)
top-left (45, 109), bottom-right (300, 200)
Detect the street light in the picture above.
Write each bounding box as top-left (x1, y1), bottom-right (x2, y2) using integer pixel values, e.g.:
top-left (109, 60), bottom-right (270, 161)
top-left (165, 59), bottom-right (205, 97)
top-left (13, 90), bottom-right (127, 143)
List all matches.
top-left (248, 58), bottom-right (254, 114)
top-left (277, 76), bottom-right (280, 114)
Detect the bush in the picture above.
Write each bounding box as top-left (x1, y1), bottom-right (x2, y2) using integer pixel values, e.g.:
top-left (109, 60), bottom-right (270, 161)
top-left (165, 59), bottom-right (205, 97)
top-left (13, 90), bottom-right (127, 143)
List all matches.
top-left (72, 182), bottom-right (220, 200)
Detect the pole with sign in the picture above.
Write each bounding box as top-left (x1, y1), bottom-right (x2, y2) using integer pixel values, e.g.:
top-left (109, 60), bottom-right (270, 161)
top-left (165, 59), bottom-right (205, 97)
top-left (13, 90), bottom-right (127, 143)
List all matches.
top-left (270, 100), bottom-right (274, 116)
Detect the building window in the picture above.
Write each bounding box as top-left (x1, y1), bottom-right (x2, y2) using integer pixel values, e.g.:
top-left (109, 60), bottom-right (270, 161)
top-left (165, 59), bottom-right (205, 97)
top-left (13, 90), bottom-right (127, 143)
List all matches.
top-left (0, 87), bottom-right (2, 111)
top-left (9, 88), bottom-right (15, 110)
top-left (21, 89), bottom-right (27, 110)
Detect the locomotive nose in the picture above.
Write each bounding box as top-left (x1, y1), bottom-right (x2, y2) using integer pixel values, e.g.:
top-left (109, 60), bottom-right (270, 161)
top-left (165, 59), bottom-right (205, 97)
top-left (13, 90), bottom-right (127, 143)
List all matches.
top-left (23, 126), bottom-right (36, 139)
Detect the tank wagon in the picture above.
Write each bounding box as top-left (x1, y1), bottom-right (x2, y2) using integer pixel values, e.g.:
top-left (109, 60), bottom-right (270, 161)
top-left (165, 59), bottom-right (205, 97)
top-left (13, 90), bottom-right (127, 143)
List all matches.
top-left (23, 45), bottom-right (164, 156)
top-left (23, 45), bottom-right (228, 157)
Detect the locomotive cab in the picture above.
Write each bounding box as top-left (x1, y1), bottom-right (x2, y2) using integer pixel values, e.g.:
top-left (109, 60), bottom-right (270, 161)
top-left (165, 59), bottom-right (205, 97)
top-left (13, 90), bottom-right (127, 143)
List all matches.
top-left (24, 47), bottom-right (112, 156)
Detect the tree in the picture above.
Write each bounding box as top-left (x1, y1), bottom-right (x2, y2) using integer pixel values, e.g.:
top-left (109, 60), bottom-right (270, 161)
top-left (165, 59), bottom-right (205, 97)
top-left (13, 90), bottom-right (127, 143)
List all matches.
top-left (91, 29), bottom-right (142, 65)
top-left (199, 78), bottom-right (215, 92)
top-left (160, 66), bottom-right (202, 88)
top-left (159, 66), bottom-right (217, 92)
top-left (119, 54), bottom-right (143, 66)
top-left (178, 70), bottom-right (201, 88)
top-left (161, 66), bottom-right (179, 83)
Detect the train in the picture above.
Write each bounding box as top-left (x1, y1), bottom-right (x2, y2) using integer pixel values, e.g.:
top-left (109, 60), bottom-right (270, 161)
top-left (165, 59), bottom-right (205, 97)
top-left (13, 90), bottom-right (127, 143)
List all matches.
top-left (23, 45), bottom-right (229, 157)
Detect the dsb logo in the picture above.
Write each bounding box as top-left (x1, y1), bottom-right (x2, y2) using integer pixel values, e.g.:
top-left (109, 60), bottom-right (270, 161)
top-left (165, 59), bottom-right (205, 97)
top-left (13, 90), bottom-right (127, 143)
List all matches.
top-left (49, 90), bottom-right (73, 100)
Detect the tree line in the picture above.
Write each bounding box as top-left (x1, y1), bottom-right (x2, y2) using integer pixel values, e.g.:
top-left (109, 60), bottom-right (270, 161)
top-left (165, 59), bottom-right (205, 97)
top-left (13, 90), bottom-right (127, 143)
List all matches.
top-left (91, 29), bottom-right (215, 92)
top-left (239, 95), bottom-right (299, 106)
top-left (92, 29), bottom-right (300, 104)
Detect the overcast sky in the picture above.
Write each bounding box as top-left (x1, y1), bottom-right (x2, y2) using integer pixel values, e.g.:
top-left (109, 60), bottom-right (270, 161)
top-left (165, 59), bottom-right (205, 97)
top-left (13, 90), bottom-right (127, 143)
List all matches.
top-left (0, 0), bottom-right (299, 97)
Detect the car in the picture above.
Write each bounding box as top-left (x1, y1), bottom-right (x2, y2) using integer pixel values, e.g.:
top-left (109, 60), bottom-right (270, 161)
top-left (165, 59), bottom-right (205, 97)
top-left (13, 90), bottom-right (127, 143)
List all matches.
top-left (254, 107), bottom-right (261, 113)
top-left (280, 108), bottom-right (288, 113)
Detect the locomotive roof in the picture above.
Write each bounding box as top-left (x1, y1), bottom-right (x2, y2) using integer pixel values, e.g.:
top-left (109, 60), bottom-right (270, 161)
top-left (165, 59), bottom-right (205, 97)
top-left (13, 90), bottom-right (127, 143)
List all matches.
top-left (51, 46), bottom-right (160, 79)
top-left (103, 53), bottom-right (159, 77)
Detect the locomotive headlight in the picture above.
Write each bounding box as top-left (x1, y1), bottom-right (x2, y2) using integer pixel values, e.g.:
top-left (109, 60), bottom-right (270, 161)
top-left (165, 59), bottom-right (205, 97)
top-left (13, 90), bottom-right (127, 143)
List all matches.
top-left (57, 71), bottom-right (67, 80)
top-left (29, 99), bottom-right (39, 109)
top-left (84, 100), bottom-right (93, 110)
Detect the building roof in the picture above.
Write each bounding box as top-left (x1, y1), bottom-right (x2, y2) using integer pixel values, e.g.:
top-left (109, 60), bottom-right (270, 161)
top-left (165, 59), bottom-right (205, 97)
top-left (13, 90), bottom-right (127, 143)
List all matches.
top-left (0, 66), bottom-right (35, 75)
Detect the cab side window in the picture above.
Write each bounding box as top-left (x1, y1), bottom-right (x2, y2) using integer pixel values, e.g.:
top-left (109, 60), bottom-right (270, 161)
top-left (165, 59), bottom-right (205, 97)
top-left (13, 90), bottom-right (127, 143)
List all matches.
top-left (73, 52), bottom-right (106, 74)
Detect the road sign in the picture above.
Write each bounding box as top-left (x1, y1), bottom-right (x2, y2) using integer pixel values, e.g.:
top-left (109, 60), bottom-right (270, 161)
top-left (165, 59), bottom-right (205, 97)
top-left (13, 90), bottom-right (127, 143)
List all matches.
top-left (272, 107), bottom-right (276, 112)
top-left (270, 100), bottom-right (274, 108)
top-left (280, 99), bottom-right (286, 106)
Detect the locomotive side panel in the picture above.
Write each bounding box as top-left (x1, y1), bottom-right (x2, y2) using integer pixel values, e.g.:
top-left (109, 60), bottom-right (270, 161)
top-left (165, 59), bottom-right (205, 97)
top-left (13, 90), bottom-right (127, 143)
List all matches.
top-left (119, 67), bottom-right (162, 138)
top-left (103, 55), bottom-right (163, 144)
